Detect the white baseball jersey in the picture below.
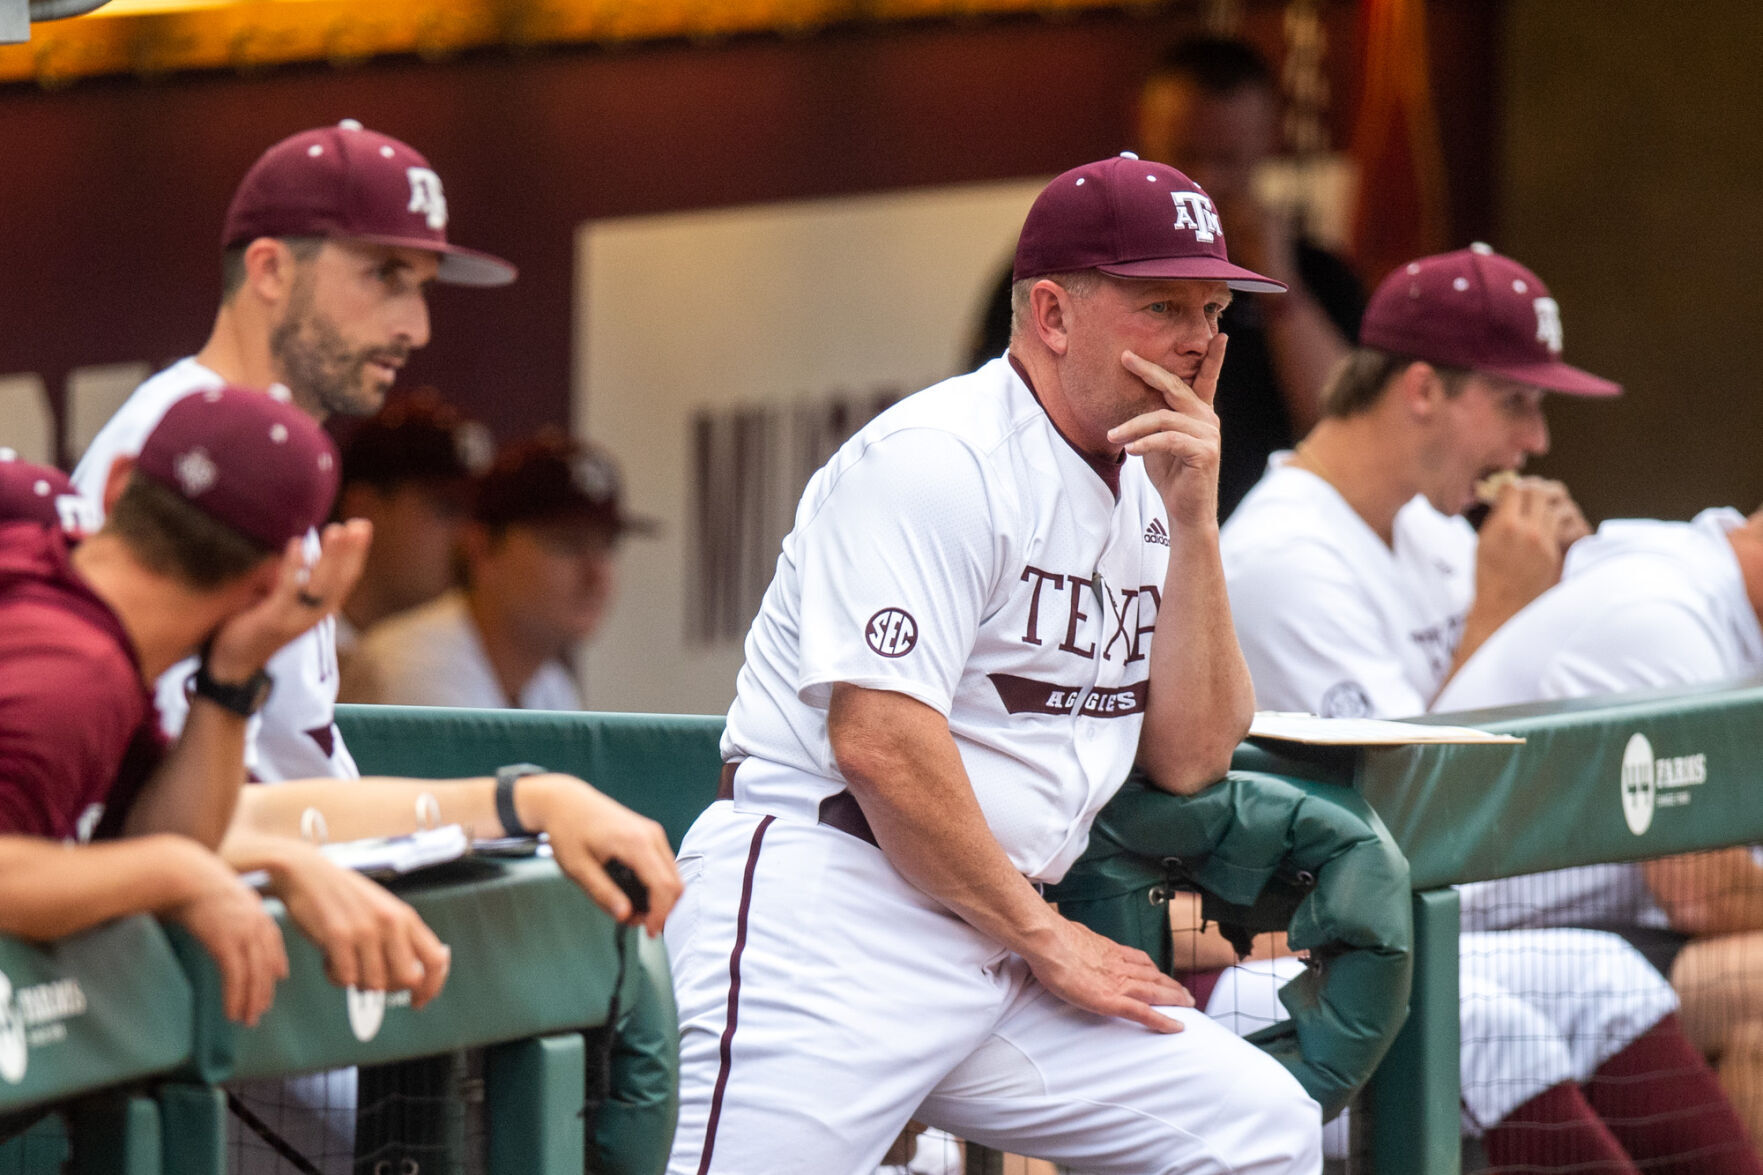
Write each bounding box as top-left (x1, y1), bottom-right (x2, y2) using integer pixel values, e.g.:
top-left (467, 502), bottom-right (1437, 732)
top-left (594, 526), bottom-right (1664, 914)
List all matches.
top-left (343, 589), bottom-right (582, 711)
top-left (71, 358), bottom-right (357, 782)
top-left (1438, 508), bottom-right (1763, 933)
top-left (722, 356), bottom-right (1172, 883)
top-left (1221, 457), bottom-right (1476, 718)
top-left (1207, 455), bottom-right (1679, 1133)
top-left (1439, 508), bottom-right (1763, 710)
top-left (671, 357), bottom-right (1322, 1174)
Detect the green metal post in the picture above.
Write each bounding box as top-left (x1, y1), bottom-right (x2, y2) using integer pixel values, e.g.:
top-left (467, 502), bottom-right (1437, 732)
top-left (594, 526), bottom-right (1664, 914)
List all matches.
top-left (157, 1082), bottom-right (226, 1175)
top-left (486, 1033), bottom-right (586, 1175)
top-left (1367, 888), bottom-right (1460, 1174)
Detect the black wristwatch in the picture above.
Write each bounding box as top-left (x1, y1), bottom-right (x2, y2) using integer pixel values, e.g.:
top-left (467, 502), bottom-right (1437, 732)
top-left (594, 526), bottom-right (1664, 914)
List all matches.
top-left (495, 763), bottom-right (546, 839)
top-left (190, 658), bottom-right (273, 718)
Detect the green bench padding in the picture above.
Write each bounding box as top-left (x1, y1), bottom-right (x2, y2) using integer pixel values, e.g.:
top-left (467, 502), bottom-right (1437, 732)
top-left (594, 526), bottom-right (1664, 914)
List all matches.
top-left (1048, 771), bottom-right (1413, 1119)
top-left (0, 916), bottom-right (192, 1113)
top-left (336, 705), bottom-right (724, 850)
top-left (171, 857), bottom-right (625, 1084)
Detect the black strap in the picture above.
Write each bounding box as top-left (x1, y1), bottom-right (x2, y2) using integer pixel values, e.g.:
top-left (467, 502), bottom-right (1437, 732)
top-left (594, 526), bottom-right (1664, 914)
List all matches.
top-left (227, 1091), bottom-right (327, 1175)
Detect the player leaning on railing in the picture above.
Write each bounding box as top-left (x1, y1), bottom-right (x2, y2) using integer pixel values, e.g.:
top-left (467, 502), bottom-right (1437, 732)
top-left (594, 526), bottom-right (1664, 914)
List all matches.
top-left (0, 390), bottom-right (351, 1027)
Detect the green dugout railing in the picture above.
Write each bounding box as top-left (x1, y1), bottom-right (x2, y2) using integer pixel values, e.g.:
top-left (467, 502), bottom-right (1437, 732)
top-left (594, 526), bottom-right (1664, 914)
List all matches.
top-left (339, 684), bottom-right (1763, 1172)
top-left (0, 860), bottom-right (676, 1174)
top-left (9, 684), bottom-right (1763, 1173)
top-left (0, 706), bottom-right (711, 1175)
top-left (1225, 677), bottom-right (1763, 1173)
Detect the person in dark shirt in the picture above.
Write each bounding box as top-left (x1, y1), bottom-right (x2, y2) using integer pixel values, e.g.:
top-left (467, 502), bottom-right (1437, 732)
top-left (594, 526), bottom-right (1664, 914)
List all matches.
top-left (0, 387), bottom-right (367, 1025)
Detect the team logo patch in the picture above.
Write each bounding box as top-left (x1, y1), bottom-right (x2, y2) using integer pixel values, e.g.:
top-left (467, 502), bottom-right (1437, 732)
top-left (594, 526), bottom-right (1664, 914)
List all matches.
top-left (1143, 519), bottom-right (1169, 546)
top-left (865, 608), bottom-right (918, 658)
top-left (1319, 681), bottom-right (1372, 719)
top-left (406, 166), bottom-right (449, 231)
top-left (1169, 191), bottom-right (1223, 243)
top-left (345, 985), bottom-right (414, 1042)
top-left (1534, 297), bottom-right (1564, 354)
top-left (173, 447), bottom-right (218, 498)
top-left (346, 986), bottom-right (385, 1042)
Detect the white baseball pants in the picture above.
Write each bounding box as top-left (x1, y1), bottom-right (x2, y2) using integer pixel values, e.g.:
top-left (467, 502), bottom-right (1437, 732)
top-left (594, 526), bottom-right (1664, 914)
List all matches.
top-left (665, 803), bottom-right (1322, 1175)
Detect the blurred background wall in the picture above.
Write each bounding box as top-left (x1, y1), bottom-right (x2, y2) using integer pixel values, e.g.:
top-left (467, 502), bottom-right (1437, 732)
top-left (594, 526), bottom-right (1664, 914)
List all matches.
top-left (1499, 0), bottom-right (1763, 524)
top-left (0, 0), bottom-right (1755, 710)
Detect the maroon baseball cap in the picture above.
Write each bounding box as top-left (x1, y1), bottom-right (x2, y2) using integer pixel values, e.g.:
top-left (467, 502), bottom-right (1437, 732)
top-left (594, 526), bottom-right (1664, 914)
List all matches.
top-left (0, 450), bottom-right (95, 537)
top-left (135, 387), bottom-right (341, 550)
top-left (340, 388), bottom-right (494, 492)
top-left (1360, 243), bottom-right (1620, 397)
top-left (474, 431), bottom-right (655, 537)
top-left (1013, 153), bottom-right (1286, 292)
top-left (223, 119), bottom-right (516, 288)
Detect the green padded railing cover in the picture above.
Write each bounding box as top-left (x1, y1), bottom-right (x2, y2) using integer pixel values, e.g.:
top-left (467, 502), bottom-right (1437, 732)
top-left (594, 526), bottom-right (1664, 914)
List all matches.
top-left (0, 916), bottom-right (191, 1112)
top-left (1229, 679), bottom-right (1763, 890)
top-left (172, 857), bottom-right (626, 1083)
top-left (596, 929), bottom-right (681, 1173)
top-left (336, 705), bottom-right (724, 850)
top-left (1048, 772), bottom-right (1413, 1119)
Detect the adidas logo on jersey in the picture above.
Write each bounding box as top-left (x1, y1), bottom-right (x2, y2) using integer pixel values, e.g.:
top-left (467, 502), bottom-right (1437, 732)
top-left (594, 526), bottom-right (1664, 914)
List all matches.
top-left (1143, 519), bottom-right (1169, 546)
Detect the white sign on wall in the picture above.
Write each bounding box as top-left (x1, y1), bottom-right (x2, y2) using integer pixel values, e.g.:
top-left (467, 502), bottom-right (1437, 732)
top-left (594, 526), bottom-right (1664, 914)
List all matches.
top-left (575, 179), bottom-right (1045, 716)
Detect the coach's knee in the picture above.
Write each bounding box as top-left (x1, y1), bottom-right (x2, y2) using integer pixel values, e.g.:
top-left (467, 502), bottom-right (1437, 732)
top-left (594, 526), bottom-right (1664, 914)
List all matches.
top-left (1205, 1043), bottom-right (1323, 1174)
top-left (1240, 1067), bottom-right (1324, 1174)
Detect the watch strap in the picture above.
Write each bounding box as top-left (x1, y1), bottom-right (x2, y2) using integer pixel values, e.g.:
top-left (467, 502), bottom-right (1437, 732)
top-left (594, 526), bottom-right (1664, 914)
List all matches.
top-left (190, 658), bottom-right (272, 718)
top-left (495, 763), bottom-right (545, 839)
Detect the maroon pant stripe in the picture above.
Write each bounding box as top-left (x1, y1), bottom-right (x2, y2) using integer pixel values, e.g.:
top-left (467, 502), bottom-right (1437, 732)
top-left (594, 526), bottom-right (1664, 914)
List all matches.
top-left (697, 814), bottom-right (775, 1174)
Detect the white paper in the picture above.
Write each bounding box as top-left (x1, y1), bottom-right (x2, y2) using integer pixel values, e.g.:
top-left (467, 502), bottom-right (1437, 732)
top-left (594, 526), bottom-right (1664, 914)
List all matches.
top-left (1247, 711), bottom-right (1525, 747)
top-left (317, 824), bottom-right (472, 878)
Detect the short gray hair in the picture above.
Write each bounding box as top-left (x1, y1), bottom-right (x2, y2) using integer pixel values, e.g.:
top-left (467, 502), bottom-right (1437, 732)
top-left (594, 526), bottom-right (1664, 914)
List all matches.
top-left (1009, 270), bottom-right (1101, 340)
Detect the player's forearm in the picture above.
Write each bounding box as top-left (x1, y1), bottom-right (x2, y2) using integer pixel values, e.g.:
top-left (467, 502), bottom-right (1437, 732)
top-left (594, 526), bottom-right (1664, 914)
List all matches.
top-left (1643, 850), bottom-right (1763, 936)
top-left (232, 775), bottom-right (494, 841)
top-left (827, 684), bottom-right (1064, 958)
top-left (1137, 530), bottom-right (1254, 794)
top-left (230, 773), bottom-right (569, 843)
top-left (0, 834), bottom-right (217, 940)
top-left (122, 698), bottom-right (250, 848)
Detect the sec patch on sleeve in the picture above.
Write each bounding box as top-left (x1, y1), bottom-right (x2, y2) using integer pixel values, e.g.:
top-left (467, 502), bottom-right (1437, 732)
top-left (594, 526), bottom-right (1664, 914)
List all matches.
top-left (865, 608), bottom-right (918, 657)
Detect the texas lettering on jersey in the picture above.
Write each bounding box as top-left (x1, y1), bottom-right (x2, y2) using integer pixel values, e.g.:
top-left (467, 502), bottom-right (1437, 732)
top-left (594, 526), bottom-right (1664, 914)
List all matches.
top-left (989, 564), bottom-right (1157, 718)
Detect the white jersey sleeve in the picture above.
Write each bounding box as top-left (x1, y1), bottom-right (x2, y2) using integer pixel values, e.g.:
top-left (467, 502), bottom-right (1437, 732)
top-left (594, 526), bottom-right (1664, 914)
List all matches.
top-left (1436, 510), bottom-right (1762, 714)
top-left (70, 359), bottom-right (224, 503)
top-left (70, 360), bottom-right (358, 781)
top-left (794, 430), bottom-right (999, 716)
top-left (1230, 539), bottom-right (1431, 719)
top-left (1535, 600), bottom-right (1728, 701)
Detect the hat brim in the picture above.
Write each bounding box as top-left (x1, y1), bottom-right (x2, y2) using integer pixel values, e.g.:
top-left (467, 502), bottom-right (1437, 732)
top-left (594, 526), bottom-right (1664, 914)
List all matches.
top-left (345, 234), bottom-right (518, 287)
top-left (1479, 358), bottom-right (1622, 398)
top-left (1098, 256), bottom-right (1288, 294)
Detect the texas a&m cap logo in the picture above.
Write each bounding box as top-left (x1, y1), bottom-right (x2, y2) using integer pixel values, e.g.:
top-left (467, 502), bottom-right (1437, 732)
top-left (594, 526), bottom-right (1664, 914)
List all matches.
top-left (1012, 153), bottom-right (1284, 293)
